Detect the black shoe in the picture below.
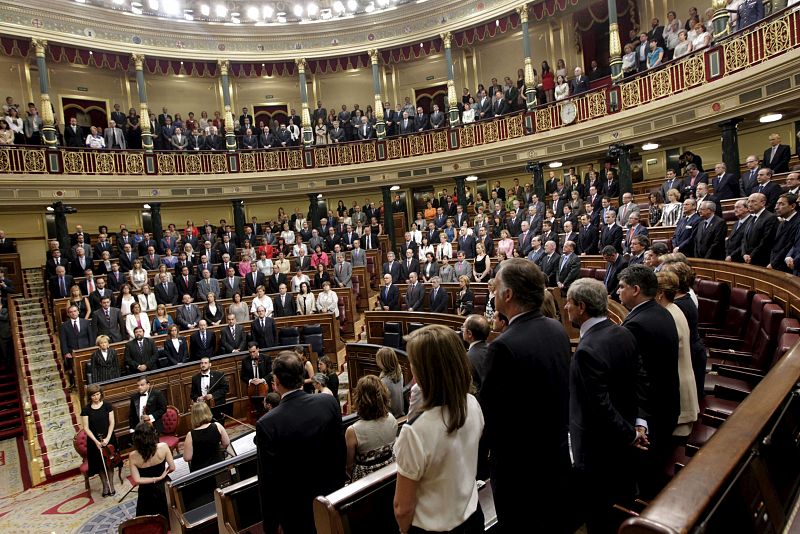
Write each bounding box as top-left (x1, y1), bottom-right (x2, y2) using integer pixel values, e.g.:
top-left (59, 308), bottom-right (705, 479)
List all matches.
top-left (110, 490), bottom-right (116, 496)
top-left (102, 491), bottom-right (110, 497)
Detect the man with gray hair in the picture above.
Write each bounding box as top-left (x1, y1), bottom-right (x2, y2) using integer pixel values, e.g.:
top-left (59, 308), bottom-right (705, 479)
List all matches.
top-left (671, 198), bottom-right (700, 256)
top-left (564, 278), bottom-right (646, 533)
top-left (693, 200), bottom-right (727, 259)
top-left (725, 199), bottom-right (751, 262)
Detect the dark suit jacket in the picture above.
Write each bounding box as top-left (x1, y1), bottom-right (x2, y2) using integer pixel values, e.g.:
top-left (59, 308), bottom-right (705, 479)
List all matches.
top-left (457, 235), bottom-right (477, 258)
top-left (256, 390), bottom-right (345, 534)
top-left (240, 354), bottom-right (272, 384)
top-left (763, 144), bottom-right (791, 173)
top-left (244, 272), bottom-right (266, 296)
top-left (378, 284), bottom-right (399, 310)
top-left (604, 256), bottom-right (628, 300)
top-left (175, 275), bottom-right (197, 300)
top-left (382, 261), bottom-right (402, 283)
top-left (711, 173), bottom-right (742, 200)
top-left (59, 318), bottom-right (95, 356)
top-left (251, 317), bottom-right (278, 348)
top-left (741, 210), bottom-right (778, 266)
top-left (220, 325), bottom-right (248, 354)
top-left (190, 370), bottom-right (229, 405)
top-left (154, 282), bottom-right (179, 305)
top-left (604, 180), bottom-right (619, 199)
top-left (599, 224), bottom-right (623, 254)
top-left (672, 213), bottom-right (701, 256)
top-left (49, 274), bottom-right (75, 299)
top-left (106, 270), bottom-right (126, 292)
top-left (162, 337), bottom-right (189, 366)
top-left (268, 273), bottom-right (288, 294)
top-left (693, 216), bottom-right (727, 260)
top-left (405, 283), bottom-right (425, 311)
top-left (570, 75), bottom-right (590, 94)
top-left (578, 224), bottom-right (599, 255)
top-left (273, 293), bottom-right (296, 317)
top-left (538, 252), bottom-right (561, 287)
top-left (124, 338), bottom-right (159, 373)
top-left (468, 340), bottom-right (489, 394)
top-left (93, 307), bottom-right (124, 343)
top-left (769, 214), bottom-right (800, 271)
top-left (569, 319), bottom-right (642, 475)
top-left (64, 125), bottom-right (84, 147)
top-left (189, 330), bottom-right (217, 361)
top-left (725, 217), bottom-right (750, 261)
top-left (741, 168), bottom-right (760, 196)
top-left (660, 178), bottom-right (685, 201)
top-left (129, 388), bottom-right (167, 434)
top-left (400, 258), bottom-right (420, 281)
top-left (480, 311), bottom-right (571, 531)
top-left (556, 253), bottom-right (580, 290)
top-left (755, 181), bottom-right (783, 212)
top-left (428, 286), bottom-right (448, 313)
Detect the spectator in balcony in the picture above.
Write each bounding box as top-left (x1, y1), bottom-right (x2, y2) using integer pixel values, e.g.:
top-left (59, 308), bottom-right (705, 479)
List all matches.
top-left (241, 128), bottom-right (257, 150)
top-left (197, 111), bottom-right (209, 132)
top-left (357, 115), bottom-right (374, 140)
top-left (571, 67), bottom-right (590, 94)
top-left (85, 126), bottom-right (105, 149)
top-left (287, 119), bottom-right (301, 146)
top-left (462, 102), bottom-right (475, 124)
top-left (430, 104), bottom-right (445, 129)
top-left (160, 117), bottom-right (175, 149)
top-left (493, 90), bottom-right (509, 116)
top-left (414, 106), bottom-right (429, 132)
top-left (258, 125), bottom-right (276, 149)
top-left (0, 120), bottom-right (12, 145)
top-left (663, 11), bottom-right (682, 55)
top-left (635, 32), bottom-right (650, 72)
top-left (314, 117), bottom-right (328, 145)
top-left (691, 22), bottom-right (712, 51)
top-left (6, 107), bottom-right (24, 144)
top-left (685, 7), bottom-right (699, 31)
top-left (647, 39), bottom-right (665, 68)
top-left (554, 75), bottom-right (570, 101)
top-left (24, 103), bottom-right (43, 145)
top-left (555, 58), bottom-right (568, 80)
top-left (477, 90), bottom-right (492, 120)
top-left (673, 30), bottom-right (693, 59)
top-left (622, 44), bottom-right (638, 76)
top-left (540, 61), bottom-right (555, 103)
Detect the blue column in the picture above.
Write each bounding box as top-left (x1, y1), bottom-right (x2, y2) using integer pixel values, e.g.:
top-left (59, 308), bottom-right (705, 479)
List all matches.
top-left (369, 50), bottom-right (386, 139)
top-left (441, 33), bottom-right (460, 126)
top-left (296, 58), bottom-right (313, 146)
top-left (131, 54), bottom-right (153, 152)
top-left (218, 60), bottom-right (237, 151)
top-left (32, 39), bottom-right (57, 147)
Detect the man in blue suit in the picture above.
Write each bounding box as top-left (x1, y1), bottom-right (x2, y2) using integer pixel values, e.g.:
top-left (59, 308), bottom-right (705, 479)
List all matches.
top-left (671, 198), bottom-right (700, 256)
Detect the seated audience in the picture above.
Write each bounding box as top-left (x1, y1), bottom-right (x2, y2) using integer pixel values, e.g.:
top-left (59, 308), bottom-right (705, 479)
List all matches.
top-left (346, 374), bottom-right (397, 482)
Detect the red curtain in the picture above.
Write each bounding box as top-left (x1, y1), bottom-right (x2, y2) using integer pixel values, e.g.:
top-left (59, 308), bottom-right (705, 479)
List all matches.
top-left (414, 84), bottom-right (447, 114)
top-left (254, 105), bottom-right (289, 128)
top-left (61, 97), bottom-right (108, 129)
top-left (573, 0), bottom-right (638, 69)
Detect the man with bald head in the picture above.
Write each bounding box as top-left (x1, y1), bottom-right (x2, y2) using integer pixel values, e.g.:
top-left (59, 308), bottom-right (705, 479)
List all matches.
top-left (741, 192), bottom-right (777, 266)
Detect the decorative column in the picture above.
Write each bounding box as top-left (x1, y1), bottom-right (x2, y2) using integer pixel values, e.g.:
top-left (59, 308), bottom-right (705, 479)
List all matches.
top-left (232, 199), bottom-right (246, 244)
top-left (368, 50), bottom-right (386, 139)
top-left (616, 144), bottom-right (633, 198)
top-left (218, 60), bottom-right (237, 151)
top-left (131, 54), bottom-right (153, 152)
top-left (31, 39), bottom-right (57, 148)
top-left (296, 58), bottom-right (313, 146)
top-left (308, 193), bottom-right (321, 230)
top-left (517, 5), bottom-right (537, 110)
top-left (608, 0), bottom-right (623, 84)
top-left (718, 117), bottom-right (744, 180)
top-left (52, 202), bottom-right (71, 253)
top-left (441, 33), bottom-right (460, 127)
top-left (381, 186), bottom-right (396, 253)
top-left (711, 0), bottom-right (730, 39)
top-left (454, 176), bottom-right (467, 210)
top-left (149, 203), bottom-right (163, 244)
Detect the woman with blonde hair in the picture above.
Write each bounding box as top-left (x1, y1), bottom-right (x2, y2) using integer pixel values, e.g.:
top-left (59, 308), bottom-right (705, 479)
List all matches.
top-left (128, 259), bottom-right (147, 291)
top-left (660, 188), bottom-right (683, 226)
top-left (68, 284), bottom-right (91, 320)
top-left (376, 347), bottom-right (405, 418)
top-left (152, 304), bottom-right (174, 336)
top-left (137, 283), bottom-right (158, 312)
top-left (346, 374), bottom-right (397, 481)
top-left (393, 325), bottom-right (484, 534)
top-left (456, 275), bottom-right (474, 316)
top-left (90, 334), bottom-right (120, 383)
top-left (183, 401), bottom-right (230, 472)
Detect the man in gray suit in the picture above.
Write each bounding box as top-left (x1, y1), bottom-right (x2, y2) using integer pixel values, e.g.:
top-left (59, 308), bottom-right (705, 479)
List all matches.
top-left (221, 267), bottom-right (242, 298)
top-left (405, 272), bottom-right (425, 312)
top-left (333, 253), bottom-right (352, 288)
top-left (103, 120), bottom-right (127, 150)
top-left (430, 104), bottom-right (445, 129)
top-left (92, 296), bottom-right (124, 343)
top-left (220, 313), bottom-right (248, 354)
top-left (350, 240), bottom-right (366, 267)
top-left (453, 251), bottom-right (473, 279)
top-left (175, 294), bottom-right (202, 330)
top-left (462, 314), bottom-right (490, 393)
top-left (197, 269), bottom-right (221, 301)
top-left (170, 127), bottom-right (188, 150)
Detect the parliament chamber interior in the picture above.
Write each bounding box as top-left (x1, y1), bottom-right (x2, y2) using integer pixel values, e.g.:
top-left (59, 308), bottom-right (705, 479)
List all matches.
top-left (0, 0), bottom-right (799, 532)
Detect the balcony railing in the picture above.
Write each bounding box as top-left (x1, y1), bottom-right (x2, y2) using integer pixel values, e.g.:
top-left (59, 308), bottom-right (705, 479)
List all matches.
top-left (0, 7), bottom-right (797, 177)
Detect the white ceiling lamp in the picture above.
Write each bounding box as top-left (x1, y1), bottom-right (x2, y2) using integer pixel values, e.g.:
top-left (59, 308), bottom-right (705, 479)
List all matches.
top-left (548, 161), bottom-right (563, 168)
top-left (641, 142), bottom-right (659, 151)
top-left (215, 3), bottom-right (227, 17)
top-left (332, 0), bottom-right (344, 11)
top-left (466, 175), bottom-right (478, 182)
top-left (306, 2), bottom-right (318, 15)
top-left (184, 12), bottom-right (194, 19)
top-left (262, 4), bottom-right (274, 17)
top-left (759, 112), bottom-right (782, 123)
top-left (199, 3), bottom-right (210, 15)
top-left (293, 4), bottom-right (303, 16)
top-left (131, 5), bottom-right (143, 12)
top-left (377, 0), bottom-right (388, 6)
top-left (131, 1), bottom-right (143, 5)
top-left (320, 8), bottom-right (332, 18)
top-left (231, 16), bottom-right (241, 23)
top-left (347, 0), bottom-right (358, 11)
top-left (148, 0), bottom-right (159, 9)
top-left (113, 0), bottom-right (125, 5)
top-left (246, 6), bottom-right (260, 19)
top-left (364, 2), bottom-right (374, 12)
top-left (163, 0), bottom-right (180, 15)
top-left (390, 185), bottom-right (400, 191)
top-left (277, 14), bottom-right (286, 22)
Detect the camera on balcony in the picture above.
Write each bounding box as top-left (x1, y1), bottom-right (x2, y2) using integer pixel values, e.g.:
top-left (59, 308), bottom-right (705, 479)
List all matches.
top-left (49, 201), bottom-right (78, 214)
top-left (525, 161), bottom-right (543, 173)
top-left (606, 142), bottom-right (630, 160)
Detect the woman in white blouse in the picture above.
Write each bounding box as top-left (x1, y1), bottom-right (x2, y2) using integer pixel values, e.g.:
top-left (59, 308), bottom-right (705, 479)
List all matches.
top-left (256, 252), bottom-right (273, 277)
top-left (117, 284), bottom-right (137, 317)
top-left (663, 10), bottom-right (682, 51)
top-left (5, 107), bottom-right (24, 144)
top-left (435, 233), bottom-right (453, 260)
top-left (250, 285), bottom-right (274, 317)
top-left (673, 30), bottom-right (693, 59)
top-left (461, 102), bottom-right (476, 124)
top-left (316, 281), bottom-right (340, 317)
top-left (153, 264), bottom-right (173, 286)
top-left (295, 282), bottom-right (316, 315)
top-left (554, 75), bottom-right (570, 101)
top-left (691, 22), bottom-right (712, 51)
top-left (85, 126), bottom-right (105, 149)
top-left (137, 283), bottom-right (158, 312)
top-left (125, 302), bottom-right (152, 339)
top-left (292, 241), bottom-right (308, 257)
top-left (417, 236), bottom-right (435, 263)
top-left (128, 260), bottom-right (148, 291)
top-left (280, 223), bottom-right (295, 245)
top-left (409, 223), bottom-right (422, 245)
top-left (291, 269), bottom-right (311, 293)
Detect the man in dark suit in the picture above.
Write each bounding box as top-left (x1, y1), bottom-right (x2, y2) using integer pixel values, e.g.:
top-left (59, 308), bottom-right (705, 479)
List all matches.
top-left (660, 169), bottom-right (684, 201)
top-left (251, 307), bottom-right (278, 349)
top-left (124, 327), bottom-right (159, 373)
top-left (710, 162), bottom-right (741, 200)
top-left (763, 133), bottom-right (791, 173)
top-left (769, 194), bottom-right (800, 272)
top-left (578, 214), bottom-right (599, 255)
top-left (599, 211), bottom-right (623, 255)
top-left (462, 314), bottom-right (490, 395)
top-left (138, 234), bottom-right (157, 257)
top-left (492, 90), bottom-right (509, 116)
top-left (570, 67), bottom-right (590, 94)
top-left (175, 294), bottom-right (202, 331)
top-left (622, 214), bottom-right (649, 254)
top-left (64, 117), bottom-right (84, 147)
top-left (564, 278), bottom-right (646, 533)
top-left (59, 305), bottom-right (95, 387)
top-left (725, 200), bottom-right (751, 262)
top-left (672, 199), bottom-right (701, 256)
top-left (256, 351), bottom-right (345, 534)
top-left (190, 357), bottom-right (230, 421)
top-left (221, 313), bottom-right (248, 354)
top-left (480, 259), bottom-right (571, 533)
top-left (154, 273), bottom-right (179, 306)
top-left (741, 155), bottom-right (761, 196)
top-left (457, 230), bottom-right (477, 259)
top-left (273, 284), bottom-right (296, 317)
top-left (516, 222), bottom-right (534, 257)
top-left (93, 297), bottom-right (124, 343)
top-left (601, 246), bottom-right (628, 301)
top-left (682, 164), bottom-right (708, 200)
top-left (244, 269), bottom-right (266, 297)
top-left (241, 343), bottom-right (272, 416)
top-left (618, 265), bottom-right (680, 497)
top-left (189, 321), bottom-right (217, 361)
top-left (604, 171), bottom-right (620, 199)
top-left (556, 241), bottom-right (580, 296)
top-left (175, 266), bottom-right (197, 300)
top-left (382, 252), bottom-right (402, 284)
top-left (400, 249), bottom-right (419, 282)
top-left (693, 183), bottom-right (722, 219)
top-left (129, 375), bottom-right (167, 434)
top-left (46, 249), bottom-right (70, 279)
top-left (221, 268), bottom-right (242, 299)
top-left (693, 201), bottom-right (728, 260)
top-left (741, 192), bottom-right (778, 266)
top-left (753, 168), bottom-right (783, 212)
top-left (376, 274), bottom-right (399, 311)
top-left (404, 272), bottom-right (425, 312)
top-left (118, 244), bottom-right (136, 273)
top-left (428, 277), bottom-right (448, 313)
top-left (413, 106), bottom-right (429, 132)
top-left (49, 266), bottom-right (74, 300)
top-left (537, 240), bottom-right (561, 287)
top-left (140, 246), bottom-right (160, 271)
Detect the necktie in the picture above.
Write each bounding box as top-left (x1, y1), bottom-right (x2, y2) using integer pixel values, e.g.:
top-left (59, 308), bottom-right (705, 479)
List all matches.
top-left (260, 319), bottom-right (265, 329)
top-left (105, 309), bottom-right (110, 321)
top-left (561, 255), bottom-right (568, 271)
top-left (60, 277), bottom-right (66, 295)
top-left (73, 320), bottom-right (79, 334)
top-left (138, 340), bottom-right (143, 352)
top-left (88, 279), bottom-right (94, 293)
top-left (433, 288), bottom-right (438, 300)
top-left (201, 333), bottom-right (206, 345)
top-left (758, 184), bottom-right (764, 193)
top-left (253, 361), bottom-right (259, 379)
top-left (231, 327), bottom-right (235, 337)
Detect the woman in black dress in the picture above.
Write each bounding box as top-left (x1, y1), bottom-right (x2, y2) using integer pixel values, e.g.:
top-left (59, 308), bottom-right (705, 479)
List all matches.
top-left (183, 402), bottom-right (230, 472)
top-left (90, 335), bottom-right (121, 383)
top-left (80, 384), bottom-right (119, 496)
top-left (456, 275), bottom-right (475, 316)
top-left (129, 421), bottom-right (175, 519)
top-left (313, 263), bottom-right (331, 290)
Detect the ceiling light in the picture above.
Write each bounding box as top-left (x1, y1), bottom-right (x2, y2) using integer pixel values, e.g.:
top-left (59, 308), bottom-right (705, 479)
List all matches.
top-left (184, 12), bottom-right (193, 19)
top-left (307, 2), bottom-right (318, 15)
top-left (113, 0), bottom-right (125, 5)
top-left (46, 206), bottom-right (55, 212)
top-left (131, 1), bottom-right (143, 5)
top-left (364, 2), bottom-right (374, 12)
top-left (317, 194), bottom-right (323, 199)
top-left (377, 0), bottom-right (388, 5)
top-left (131, 5), bottom-right (143, 13)
top-left (74, 0), bottom-right (87, 3)
top-left (148, 0), bottom-right (159, 9)
top-left (466, 175), bottom-right (478, 182)
top-left (320, 8), bottom-right (332, 18)
top-left (641, 142), bottom-right (659, 151)
top-left (347, 0), bottom-right (357, 10)
top-left (390, 185), bottom-right (400, 191)
top-left (143, 203), bottom-right (151, 209)
top-left (246, 6), bottom-right (259, 19)
top-left (200, 3), bottom-right (210, 15)
top-left (230, 10), bottom-right (239, 15)
top-left (215, 3), bottom-right (227, 16)
top-left (332, 0), bottom-right (344, 11)
top-left (163, 0), bottom-right (180, 15)
top-left (759, 113), bottom-right (782, 123)
top-left (262, 5), bottom-right (273, 17)
top-left (293, 4), bottom-right (303, 16)
top-left (548, 161), bottom-right (563, 168)
top-left (277, 15), bottom-right (286, 22)
top-left (231, 16), bottom-right (240, 22)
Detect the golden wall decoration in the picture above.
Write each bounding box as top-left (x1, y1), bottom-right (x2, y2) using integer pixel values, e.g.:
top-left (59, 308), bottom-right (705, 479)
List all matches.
top-left (287, 150), bottom-right (303, 169)
top-left (94, 152), bottom-right (116, 174)
top-left (387, 138), bottom-right (402, 158)
top-left (125, 153), bottom-right (144, 175)
top-left (432, 130), bottom-right (448, 151)
top-left (409, 135), bottom-right (425, 156)
top-left (63, 151), bottom-right (84, 174)
top-left (338, 145), bottom-right (353, 165)
top-left (360, 142), bottom-right (376, 162)
top-left (587, 92), bottom-right (607, 119)
top-left (315, 148), bottom-right (330, 167)
top-left (24, 150), bottom-right (46, 173)
top-left (239, 152), bottom-right (256, 172)
top-left (535, 109), bottom-right (552, 132)
top-left (683, 55), bottom-right (705, 87)
top-left (210, 154), bottom-right (227, 173)
top-left (483, 121), bottom-right (498, 143)
top-left (724, 37), bottom-right (749, 72)
top-left (157, 154), bottom-right (175, 174)
top-left (459, 125), bottom-right (475, 147)
top-left (763, 18), bottom-right (790, 57)
top-left (265, 151), bottom-right (280, 170)
top-left (506, 114), bottom-right (524, 138)
top-left (185, 154), bottom-right (202, 174)
top-left (651, 69), bottom-right (672, 99)
top-left (620, 80), bottom-right (641, 109)
top-left (0, 150), bottom-right (9, 173)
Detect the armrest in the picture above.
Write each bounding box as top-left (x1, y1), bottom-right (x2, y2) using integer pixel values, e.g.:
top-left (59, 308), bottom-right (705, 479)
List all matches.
top-left (711, 363), bottom-right (766, 378)
top-left (704, 335), bottom-right (745, 351)
top-left (707, 348), bottom-right (755, 365)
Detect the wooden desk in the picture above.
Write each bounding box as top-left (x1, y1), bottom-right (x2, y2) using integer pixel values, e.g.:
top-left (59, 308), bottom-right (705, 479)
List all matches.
top-left (345, 343), bottom-right (412, 401)
top-left (362, 310), bottom-right (465, 344)
top-left (214, 475), bottom-right (262, 534)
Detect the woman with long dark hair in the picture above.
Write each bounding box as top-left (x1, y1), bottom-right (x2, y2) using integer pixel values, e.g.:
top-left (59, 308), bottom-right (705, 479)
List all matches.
top-left (129, 421), bottom-right (175, 519)
top-left (80, 384), bottom-right (120, 496)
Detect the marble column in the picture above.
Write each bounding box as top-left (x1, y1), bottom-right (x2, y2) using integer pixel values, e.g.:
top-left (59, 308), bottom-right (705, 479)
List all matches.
top-left (608, 0), bottom-right (623, 83)
top-left (454, 176), bottom-right (467, 210)
top-left (718, 117), bottom-right (744, 179)
top-left (296, 58), bottom-right (313, 146)
top-left (149, 203), bottom-right (163, 244)
top-left (232, 199), bottom-right (246, 244)
top-left (711, 0), bottom-right (731, 39)
top-left (308, 193), bottom-right (321, 230)
top-left (441, 33), bottom-right (460, 127)
top-left (381, 186), bottom-right (396, 253)
top-left (517, 5), bottom-right (537, 110)
top-left (218, 60), bottom-right (237, 151)
top-left (368, 50), bottom-right (386, 139)
top-left (31, 39), bottom-right (57, 147)
top-left (131, 54), bottom-right (154, 152)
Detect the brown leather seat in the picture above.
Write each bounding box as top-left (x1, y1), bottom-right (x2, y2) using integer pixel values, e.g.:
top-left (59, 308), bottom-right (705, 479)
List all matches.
top-left (695, 279), bottom-right (730, 329)
top-left (579, 267), bottom-right (595, 279)
top-left (473, 292), bottom-right (487, 316)
top-left (704, 293), bottom-right (771, 351)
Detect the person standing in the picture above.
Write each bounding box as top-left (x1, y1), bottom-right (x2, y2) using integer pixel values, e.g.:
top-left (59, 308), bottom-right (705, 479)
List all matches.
top-left (480, 258), bottom-right (572, 533)
top-left (129, 421), bottom-right (175, 520)
top-left (80, 384), bottom-right (120, 497)
top-left (255, 351), bottom-right (345, 534)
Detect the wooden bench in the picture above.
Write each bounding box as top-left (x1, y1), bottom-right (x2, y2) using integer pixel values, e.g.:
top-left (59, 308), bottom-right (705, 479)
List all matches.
top-left (345, 343), bottom-right (412, 402)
